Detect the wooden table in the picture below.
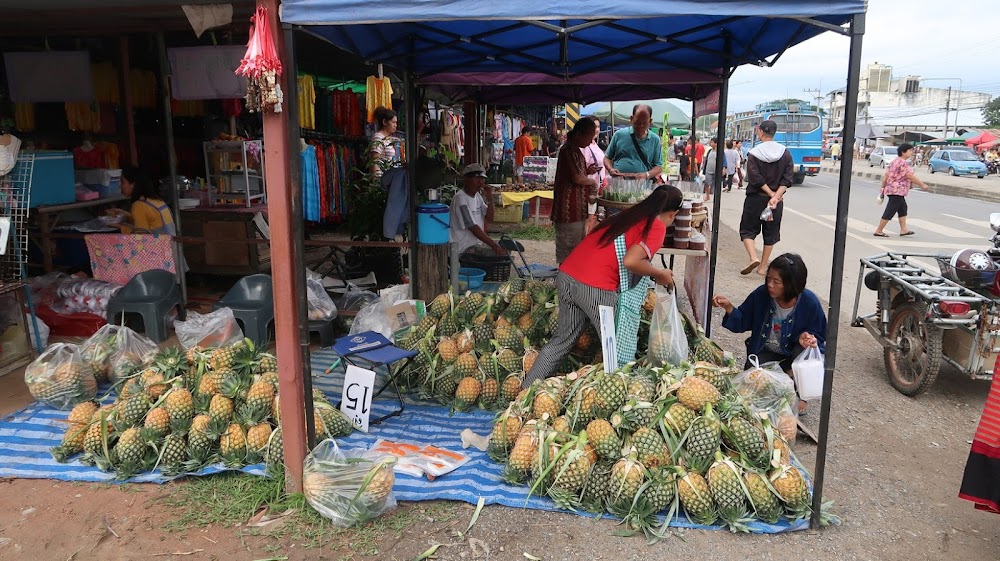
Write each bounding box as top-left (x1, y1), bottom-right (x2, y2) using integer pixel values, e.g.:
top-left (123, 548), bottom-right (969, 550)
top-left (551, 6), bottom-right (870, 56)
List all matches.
top-left (180, 205), bottom-right (268, 276)
top-left (33, 196), bottom-right (129, 272)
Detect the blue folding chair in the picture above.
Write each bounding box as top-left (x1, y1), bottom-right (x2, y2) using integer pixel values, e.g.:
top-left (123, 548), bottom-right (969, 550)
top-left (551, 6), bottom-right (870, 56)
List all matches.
top-left (331, 331), bottom-right (416, 424)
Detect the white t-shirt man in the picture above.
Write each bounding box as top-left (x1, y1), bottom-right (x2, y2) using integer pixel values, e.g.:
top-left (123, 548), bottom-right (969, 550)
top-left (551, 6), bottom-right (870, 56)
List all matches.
top-left (450, 188), bottom-right (489, 254)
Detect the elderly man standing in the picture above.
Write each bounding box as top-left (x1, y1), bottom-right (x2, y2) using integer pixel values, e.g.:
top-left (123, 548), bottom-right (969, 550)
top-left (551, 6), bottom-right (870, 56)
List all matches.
top-left (450, 163), bottom-right (506, 257)
top-left (739, 120), bottom-right (794, 275)
top-left (603, 104), bottom-right (663, 182)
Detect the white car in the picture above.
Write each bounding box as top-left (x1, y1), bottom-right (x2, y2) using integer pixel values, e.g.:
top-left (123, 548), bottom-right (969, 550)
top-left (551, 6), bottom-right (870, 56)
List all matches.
top-left (869, 146), bottom-right (898, 168)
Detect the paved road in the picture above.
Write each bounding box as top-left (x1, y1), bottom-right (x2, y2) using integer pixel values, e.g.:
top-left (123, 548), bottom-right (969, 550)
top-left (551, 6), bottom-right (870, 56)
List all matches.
top-left (714, 170), bottom-right (995, 321)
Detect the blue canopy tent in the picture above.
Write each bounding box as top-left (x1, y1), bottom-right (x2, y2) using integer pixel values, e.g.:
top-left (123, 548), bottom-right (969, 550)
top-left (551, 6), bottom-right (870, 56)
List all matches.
top-left (273, 0), bottom-right (868, 527)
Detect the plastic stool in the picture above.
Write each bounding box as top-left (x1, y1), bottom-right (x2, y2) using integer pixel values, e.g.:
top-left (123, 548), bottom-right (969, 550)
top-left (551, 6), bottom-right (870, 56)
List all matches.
top-left (106, 269), bottom-right (185, 342)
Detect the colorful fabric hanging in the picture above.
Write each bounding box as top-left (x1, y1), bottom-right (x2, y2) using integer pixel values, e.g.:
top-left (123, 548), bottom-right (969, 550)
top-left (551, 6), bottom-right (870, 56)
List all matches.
top-left (297, 75), bottom-right (316, 129)
top-left (237, 5), bottom-right (283, 113)
top-left (365, 76), bottom-right (393, 122)
top-left (14, 103), bottom-right (34, 132)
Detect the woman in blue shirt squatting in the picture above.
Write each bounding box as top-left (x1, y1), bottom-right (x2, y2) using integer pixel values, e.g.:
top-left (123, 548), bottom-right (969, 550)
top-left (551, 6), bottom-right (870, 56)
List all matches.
top-left (712, 253), bottom-right (826, 413)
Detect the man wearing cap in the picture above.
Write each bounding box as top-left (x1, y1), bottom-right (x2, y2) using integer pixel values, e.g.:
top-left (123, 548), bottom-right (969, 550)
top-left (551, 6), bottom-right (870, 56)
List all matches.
top-left (739, 119), bottom-right (794, 276)
top-left (450, 163), bottom-right (506, 256)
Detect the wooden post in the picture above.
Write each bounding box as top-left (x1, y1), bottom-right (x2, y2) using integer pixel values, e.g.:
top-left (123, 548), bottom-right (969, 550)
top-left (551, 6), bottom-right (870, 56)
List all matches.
top-left (415, 244), bottom-right (450, 300)
top-left (258, 0), bottom-right (307, 494)
top-left (118, 36), bottom-right (138, 166)
top-left (463, 101), bottom-right (478, 165)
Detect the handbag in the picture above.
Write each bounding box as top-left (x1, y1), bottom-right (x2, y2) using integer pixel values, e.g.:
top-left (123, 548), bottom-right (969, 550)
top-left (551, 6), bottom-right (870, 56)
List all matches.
top-left (629, 133), bottom-right (654, 175)
top-left (876, 191), bottom-right (885, 205)
top-left (613, 234), bottom-right (651, 368)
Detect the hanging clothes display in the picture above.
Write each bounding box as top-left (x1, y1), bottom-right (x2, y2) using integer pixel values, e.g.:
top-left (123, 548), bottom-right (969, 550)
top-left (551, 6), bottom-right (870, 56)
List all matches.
top-left (14, 103), bottom-right (34, 132)
top-left (332, 89), bottom-right (364, 136)
top-left (300, 137), bottom-right (365, 223)
top-left (365, 75), bottom-right (393, 122)
top-left (297, 74), bottom-right (317, 130)
top-left (129, 70), bottom-right (158, 109)
top-left (91, 62), bottom-right (121, 104)
top-left (302, 143), bottom-right (320, 222)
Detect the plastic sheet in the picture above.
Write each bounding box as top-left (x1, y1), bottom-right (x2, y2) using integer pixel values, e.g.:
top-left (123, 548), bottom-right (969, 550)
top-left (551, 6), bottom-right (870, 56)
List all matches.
top-left (302, 439), bottom-right (397, 527)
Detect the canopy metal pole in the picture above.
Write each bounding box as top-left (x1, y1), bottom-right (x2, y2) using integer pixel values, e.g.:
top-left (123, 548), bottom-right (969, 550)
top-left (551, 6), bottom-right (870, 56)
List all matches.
top-left (155, 32), bottom-right (186, 305)
top-left (609, 101), bottom-right (615, 130)
top-left (282, 26), bottom-right (316, 451)
top-left (690, 100), bottom-right (697, 179)
top-left (811, 12), bottom-right (866, 530)
top-left (405, 71), bottom-right (419, 296)
top-left (706, 69), bottom-right (730, 338)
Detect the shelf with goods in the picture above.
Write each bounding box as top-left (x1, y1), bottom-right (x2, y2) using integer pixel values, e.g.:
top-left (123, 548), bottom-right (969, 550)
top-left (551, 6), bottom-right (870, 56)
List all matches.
top-left (202, 140), bottom-right (266, 208)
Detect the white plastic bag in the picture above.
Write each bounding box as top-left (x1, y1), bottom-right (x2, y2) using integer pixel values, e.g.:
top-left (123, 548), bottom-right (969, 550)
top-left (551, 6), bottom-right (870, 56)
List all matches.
top-left (349, 284), bottom-right (410, 338)
top-left (337, 283), bottom-right (380, 313)
top-left (731, 357), bottom-right (797, 412)
top-left (307, 278), bottom-right (338, 321)
top-left (106, 326), bottom-right (159, 383)
top-left (791, 346), bottom-right (825, 402)
top-left (173, 307), bottom-right (244, 350)
top-left (25, 343), bottom-right (97, 409)
top-left (760, 206), bottom-right (773, 221)
top-left (80, 324), bottom-right (122, 382)
top-left (27, 316), bottom-right (49, 350)
top-left (302, 439), bottom-right (397, 527)
top-left (647, 288), bottom-right (689, 366)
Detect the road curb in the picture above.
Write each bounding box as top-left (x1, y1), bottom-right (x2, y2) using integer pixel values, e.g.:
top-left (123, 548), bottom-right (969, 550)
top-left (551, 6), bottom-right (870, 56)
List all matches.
top-left (819, 165), bottom-right (1000, 204)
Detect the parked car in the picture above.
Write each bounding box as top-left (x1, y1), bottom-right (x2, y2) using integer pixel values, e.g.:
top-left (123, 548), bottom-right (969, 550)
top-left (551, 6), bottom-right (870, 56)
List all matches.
top-left (928, 150), bottom-right (988, 178)
top-left (868, 146), bottom-right (898, 168)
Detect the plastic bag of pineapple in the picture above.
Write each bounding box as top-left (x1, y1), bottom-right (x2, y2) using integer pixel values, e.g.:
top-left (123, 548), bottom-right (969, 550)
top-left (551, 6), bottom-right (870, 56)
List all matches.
top-left (646, 287), bottom-right (689, 367)
top-left (105, 326), bottom-right (158, 384)
top-left (25, 342), bottom-right (98, 409)
top-left (302, 439), bottom-right (398, 527)
top-left (731, 357), bottom-right (799, 443)
top-left (79, 324), bottom-right (122, 383)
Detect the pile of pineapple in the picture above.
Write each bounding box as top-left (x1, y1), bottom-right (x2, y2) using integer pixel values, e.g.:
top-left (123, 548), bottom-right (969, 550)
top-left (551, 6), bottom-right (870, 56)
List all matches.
top-left (50, 338), bottom-right (354, 479)
top-left (487, 357), bottom-right (816, 535)
top-left (395, 277), bottom-right (604, 412)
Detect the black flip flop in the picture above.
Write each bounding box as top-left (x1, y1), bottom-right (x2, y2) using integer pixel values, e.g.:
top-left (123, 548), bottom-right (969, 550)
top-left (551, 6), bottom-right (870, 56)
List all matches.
top-left (873, 232), bottom-right (889, 237)
top-left (740, 261), bottom-right (760, 275)
top-left (900, 231), bottom-right (916, 236)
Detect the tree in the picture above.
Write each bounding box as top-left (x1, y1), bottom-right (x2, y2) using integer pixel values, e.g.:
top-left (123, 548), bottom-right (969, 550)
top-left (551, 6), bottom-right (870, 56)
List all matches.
top-left (984, 97), bottom-right (1000, 128)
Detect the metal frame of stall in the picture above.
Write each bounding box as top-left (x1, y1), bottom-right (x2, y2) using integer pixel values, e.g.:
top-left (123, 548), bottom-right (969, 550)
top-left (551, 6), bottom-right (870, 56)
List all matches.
top-left (267, 2), bottom-right (867, 532)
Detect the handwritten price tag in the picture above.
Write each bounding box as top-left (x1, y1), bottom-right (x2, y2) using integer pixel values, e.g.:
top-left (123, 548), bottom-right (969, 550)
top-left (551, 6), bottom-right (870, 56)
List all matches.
top-left (340, 365), bottom-right (376, 433)
top-left (598, 305), bottom-right (617, 373)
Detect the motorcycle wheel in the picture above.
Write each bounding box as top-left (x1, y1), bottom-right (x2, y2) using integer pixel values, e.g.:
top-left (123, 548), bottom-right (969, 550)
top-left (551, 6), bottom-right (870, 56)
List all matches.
top-left (883, 302), bottom-right (942, 396)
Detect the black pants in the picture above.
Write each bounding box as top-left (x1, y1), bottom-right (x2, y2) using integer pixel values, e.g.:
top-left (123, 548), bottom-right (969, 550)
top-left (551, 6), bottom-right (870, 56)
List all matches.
top-left (744, 348), bottom-right (799, 373)
top-left (725, 174), bottom-right (735, 190)
top-left (881, 194), bottom-right (908, 220)
top-left (739, 194), bottom-right (782, 246)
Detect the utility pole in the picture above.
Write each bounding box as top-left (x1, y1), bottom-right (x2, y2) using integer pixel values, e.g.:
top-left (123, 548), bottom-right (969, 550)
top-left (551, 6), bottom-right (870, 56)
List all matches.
top-left (943, 86), bottom-right (952, 139)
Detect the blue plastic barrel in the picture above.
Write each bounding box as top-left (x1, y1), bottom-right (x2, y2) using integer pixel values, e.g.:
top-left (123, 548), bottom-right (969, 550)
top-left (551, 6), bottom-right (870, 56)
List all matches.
top-left (417, 202), bottom-right (450, 245)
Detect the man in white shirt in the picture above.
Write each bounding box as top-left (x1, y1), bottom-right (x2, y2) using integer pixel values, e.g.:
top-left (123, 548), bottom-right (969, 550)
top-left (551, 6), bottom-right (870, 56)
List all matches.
top-left (450, 163), bottom-right (506, 256)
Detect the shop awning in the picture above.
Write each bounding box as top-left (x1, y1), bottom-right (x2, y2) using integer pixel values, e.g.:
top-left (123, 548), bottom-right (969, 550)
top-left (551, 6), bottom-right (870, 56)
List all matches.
top-left (966, 129), bottom-right (1000, 147)
top-left (281, 0), bottom-right (864, 101)
top-left (582, 100), bottom-right (691, 127)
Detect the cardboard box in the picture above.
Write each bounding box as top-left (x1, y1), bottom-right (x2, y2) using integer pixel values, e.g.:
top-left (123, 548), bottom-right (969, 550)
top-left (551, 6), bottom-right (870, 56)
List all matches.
top-left (388, 299), bottom-right (426, 339)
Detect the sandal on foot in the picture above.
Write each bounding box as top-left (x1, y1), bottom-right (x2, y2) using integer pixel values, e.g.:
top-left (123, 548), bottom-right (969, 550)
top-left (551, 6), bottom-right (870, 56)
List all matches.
top-left (741, 261), bottom-right (760, 275)
top-left (900, 231), bottom-right (916, 236)
top-left (873, 232), bottom-right (889, 237)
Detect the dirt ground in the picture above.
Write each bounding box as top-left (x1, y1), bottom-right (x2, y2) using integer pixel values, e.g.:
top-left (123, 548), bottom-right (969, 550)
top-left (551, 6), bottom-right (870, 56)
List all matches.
top-left (1, 224), bottom-right (998, 561)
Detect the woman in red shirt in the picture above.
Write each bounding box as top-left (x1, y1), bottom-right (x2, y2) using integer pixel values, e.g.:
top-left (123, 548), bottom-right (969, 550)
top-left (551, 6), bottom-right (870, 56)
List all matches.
top-left (525, 185), bottom-right (683, 385)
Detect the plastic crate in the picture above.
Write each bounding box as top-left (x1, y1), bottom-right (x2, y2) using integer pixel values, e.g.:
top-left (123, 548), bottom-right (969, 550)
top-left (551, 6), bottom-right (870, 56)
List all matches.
top-left (527, 197), bottom-right (553, 218)
top-left (459, 253), bottom-right (512, 282)
top-left (493, 202), bottom-right (525, 223)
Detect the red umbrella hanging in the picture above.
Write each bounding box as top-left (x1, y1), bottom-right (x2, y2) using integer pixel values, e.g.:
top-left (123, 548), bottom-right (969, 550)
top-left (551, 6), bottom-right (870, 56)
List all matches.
top-left (236, 5), bottom-right (283, 113)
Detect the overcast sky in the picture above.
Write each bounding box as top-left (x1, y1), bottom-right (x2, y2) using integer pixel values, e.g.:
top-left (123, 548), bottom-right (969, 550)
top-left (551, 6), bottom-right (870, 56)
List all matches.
top-left (726, 0), bottom-right (1000, 113)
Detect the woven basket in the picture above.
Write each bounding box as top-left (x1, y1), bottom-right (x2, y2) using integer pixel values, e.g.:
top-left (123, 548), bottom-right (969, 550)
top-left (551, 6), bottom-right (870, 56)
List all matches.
top-left (597, 198), bottom-right (637, 210)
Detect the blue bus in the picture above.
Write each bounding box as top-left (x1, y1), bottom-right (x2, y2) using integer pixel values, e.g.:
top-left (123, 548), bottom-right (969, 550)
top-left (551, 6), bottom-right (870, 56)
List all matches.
top-left (729, 101), bottom-right (823, 185)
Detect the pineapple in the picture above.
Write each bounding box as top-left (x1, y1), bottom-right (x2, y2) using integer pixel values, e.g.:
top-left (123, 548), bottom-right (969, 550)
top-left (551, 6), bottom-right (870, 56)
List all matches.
top-left (83, 418), bottom-right (111, 458)
top-left (488, 411), bottom-right (523, 451)
top-left (693, 361), bottom-right (729, 392)
top-left (480, 377), bottom-right (499, 406)
top-left (770, 465), bottom-right (811, 517)
top-left (456, 292), bottom-right (485, 321)
top-left (614, 399), bottom-right (659, 432)
top-left (197, 369), bottom-right (226, 397)
top-left (677, 467), bottom-right (717, 525)
top-left (454, 330), bottom-right (475, 354)
top-left (532, 388), bottom-right (561, 419)
top-left (455, 377), bottom-right (482, 411)
top-left (494, 324), bottom-right (525, 354)
top-left (547, 432), bottom-right (594, 509)
top-left (68, 401), bottom-right (99, 425)
top-left (581, 459), bottom-right (615, 513)
top-left (140, 370), bottom-right (169, 400)
top-left (356, 458), bottom-right (397, 509)
top-left (504, 291), bottom-right (533, 320)
top-left (51, 420), bottom-right (91, 462)
top-left (593, 371), bottom-right (628, 417)
top-left (516, 313), bottom-right (534, 334)
top-left (627, 376), bottom-right (657, 402)
top-left (414, 314), bottom-right (439, 339)
top-left (264, 426), bottom-right (285, 473)
top-left (437, 314), bottom-right (458, 337)
top-left (676, 376), bottom-right (721, 412)
top-left (744, 470), bottom-right (783, 524)
top-left (472, 323), bottom-right (495, 352)
top-left (631, 426), bottom-right (670, 468)
top-left (479, 351), bottom-right (501, 381)
top-left (546, 309), bottom-right (560, 337)
top-left (454, 352), bottom-right (480, 378)
top-left (119, 377), bottom-right (142, 401)
top-left (684, 404), bottom-right (722, 472)
top-left (26, 361), bottom-right (97, 410)
top-left (550, 415), bottom-right (572, 435)
top-left (575, 330), bottom-right (593, 352)
top-left (642, 467), bottom-right (677, 513)
top-left (724, 415), bottom-right (768, 468)
top-left (143, 407), bottom-right (171, 440)
top-left (246, 423), bottom-right (273, 460)
top-left (246, 379), bottom-right (276, 417)
top-left (498, 374), bottom-right (523, 405)
top-left (186, 414), bottom-right (216, 468)
top-left (261, 371), bottom-right (280, 394)
top-left (437, 338), bottom-right (459, 363)
top-left (112, 427), bottom-right (149, 477)
top-left (163, 388), bottom-right (195, 433)
top-left (496, 348), bottom-right (522, 374)
top-left (663, 402), bottom-right (697, 435)
top-left (153, 347), bottom-right (187, 378)
top-left (566, 384), bottom-right (597, 430)
top-left (522, 348), bottom-right (539, 374)
top-left (707, 452), bottom-right (752, 532)
top-left (586, 419), bottom-right (622, 461)
top-left (609, 451), bottom-right (647, 508)
top-left (428, 293), bottom-right (453, 318)
top-left (208, 394), bottom-right (235, 428)
top-left (315, 403), bottom-right (353, 438)
top-left (219, 423), bottom-right (248, 467)
top-left (209, 341), bottom-right (242, 371)
top-left (690, 332), bottom-right (727, 365)
top-left (504, 422), bottom-right (540, 482)
top-left (117, 392), bottom-right (152, 428)
top-left (158, 433), bottom-right (188, 476)
top-left (259, 352), bottom-right (278, 373)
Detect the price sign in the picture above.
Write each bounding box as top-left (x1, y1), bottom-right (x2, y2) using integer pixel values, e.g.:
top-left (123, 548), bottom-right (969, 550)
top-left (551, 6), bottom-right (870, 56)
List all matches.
top-left (340, 365), bottom-right (376, 433)
top-left (598, 305), bottom-right (617, 373)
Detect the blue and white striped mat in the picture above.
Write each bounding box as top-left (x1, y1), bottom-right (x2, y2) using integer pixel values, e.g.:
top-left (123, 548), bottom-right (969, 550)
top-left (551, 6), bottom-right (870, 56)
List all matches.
top-left (0, 348), bottom-right (806, 533)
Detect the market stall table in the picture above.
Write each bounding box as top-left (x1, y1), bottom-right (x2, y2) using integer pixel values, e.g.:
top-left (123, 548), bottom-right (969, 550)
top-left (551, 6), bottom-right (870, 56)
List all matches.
top-left (179, 204), bottom-right (269, 276)
top-left (31, 196), bottom-right (129, 273)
